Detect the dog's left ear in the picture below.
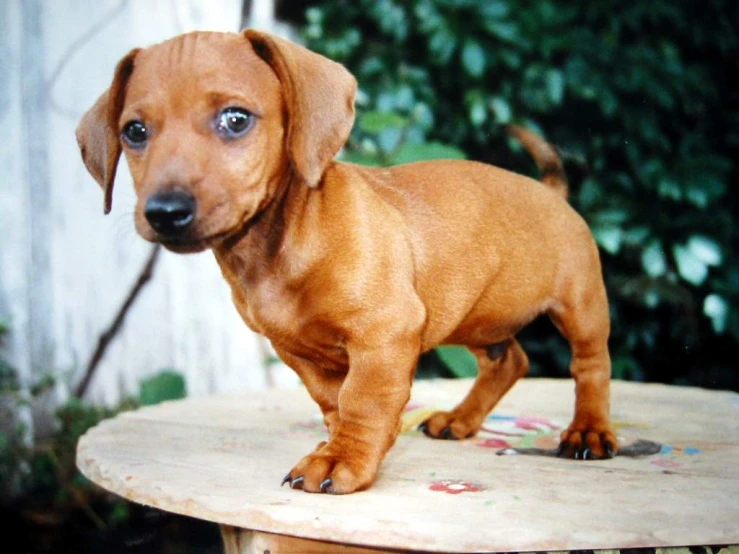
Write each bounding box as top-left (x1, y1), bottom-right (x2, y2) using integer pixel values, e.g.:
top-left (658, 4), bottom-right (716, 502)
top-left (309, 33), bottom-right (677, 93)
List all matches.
top-left (244, 30), bottom-right (357, 188)
top-left (76, 48), bottom-right (140, 214)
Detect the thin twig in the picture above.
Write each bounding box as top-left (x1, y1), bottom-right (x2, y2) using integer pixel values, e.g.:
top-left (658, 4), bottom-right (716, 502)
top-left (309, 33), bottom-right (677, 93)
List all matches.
top-left (75, 245), bottom-right (161, 399)
top-left (46, 447), bottom-right (107, 530)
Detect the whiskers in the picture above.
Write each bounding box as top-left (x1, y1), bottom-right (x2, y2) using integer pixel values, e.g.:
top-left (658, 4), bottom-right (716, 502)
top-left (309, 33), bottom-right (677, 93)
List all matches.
top-left (106, 189), bottom-right (147, 247)
top-left (110, 210), bottom-right (140, 246)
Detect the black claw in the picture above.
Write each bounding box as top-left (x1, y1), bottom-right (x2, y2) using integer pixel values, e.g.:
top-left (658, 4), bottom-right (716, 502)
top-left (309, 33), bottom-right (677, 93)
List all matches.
top-left (440, 427), bottom-right (457, 440)
top-left (558, 443), bottom-right (577, 459)
top-left (605, 443), bottom-right (616, 458)
top-left (281, 473), bottom-right (292, 487)
top-left (290, 476), bottom-right (304, 490)
top-left (319, 478), bottom-right (333, 494)
top-left (418, 422), bottom-right (429, 436)
top-left (557, 438), bottom-right (616, 460)
top-left (557, 443), bottom-right (566, 457)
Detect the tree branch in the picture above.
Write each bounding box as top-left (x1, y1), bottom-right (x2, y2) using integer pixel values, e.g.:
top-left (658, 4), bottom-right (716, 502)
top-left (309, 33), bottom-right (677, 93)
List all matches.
top-left (75, 245), bottom-right (161, 399)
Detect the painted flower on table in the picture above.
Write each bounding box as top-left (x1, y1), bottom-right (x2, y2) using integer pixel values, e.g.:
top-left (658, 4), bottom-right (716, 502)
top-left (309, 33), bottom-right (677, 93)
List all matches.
top-left (482, 414), bottom-right (560, 435)
top-left (476, 437), bottom-right (512, 449)
top-left (512, 415), bottom-right (560, 432)
top-left (429, 480), bottom-right (484, 495)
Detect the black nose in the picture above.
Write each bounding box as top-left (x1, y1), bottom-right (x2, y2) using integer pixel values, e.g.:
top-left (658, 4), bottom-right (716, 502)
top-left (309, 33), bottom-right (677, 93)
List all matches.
top-left (144, 190), bottom-right (196, 236)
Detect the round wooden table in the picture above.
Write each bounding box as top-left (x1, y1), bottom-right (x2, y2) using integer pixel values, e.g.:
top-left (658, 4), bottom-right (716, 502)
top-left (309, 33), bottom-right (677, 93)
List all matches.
top-left (77, 378), bottom-right (739, 553)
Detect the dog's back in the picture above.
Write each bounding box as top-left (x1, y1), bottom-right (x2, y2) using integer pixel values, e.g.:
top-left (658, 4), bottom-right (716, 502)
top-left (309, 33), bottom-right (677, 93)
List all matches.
top-left (347, 157), bottom-right (588, 349)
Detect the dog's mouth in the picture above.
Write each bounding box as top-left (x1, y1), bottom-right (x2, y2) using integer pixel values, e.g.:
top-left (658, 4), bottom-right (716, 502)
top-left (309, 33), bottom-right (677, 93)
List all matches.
top-left (158, 233), bottom-right (227, 254)
top-left (152, 209), bottom-right (256, 254)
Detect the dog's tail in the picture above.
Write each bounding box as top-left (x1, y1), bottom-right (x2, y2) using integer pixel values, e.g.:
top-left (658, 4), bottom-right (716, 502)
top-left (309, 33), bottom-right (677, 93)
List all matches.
top-left (506, 124), bottom-right (568, 199)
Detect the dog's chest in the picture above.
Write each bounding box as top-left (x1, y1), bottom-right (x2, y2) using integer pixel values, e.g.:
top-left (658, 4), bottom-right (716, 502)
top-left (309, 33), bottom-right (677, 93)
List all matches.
top-left (231, 273), bottom-right (349, 371)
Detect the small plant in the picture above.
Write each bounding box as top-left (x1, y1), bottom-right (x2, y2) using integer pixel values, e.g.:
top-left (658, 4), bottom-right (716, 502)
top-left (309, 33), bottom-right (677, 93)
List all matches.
top-left (0, 350), bottom-right (188, 550)
top-left (0, 314), bottom-right (206, 551)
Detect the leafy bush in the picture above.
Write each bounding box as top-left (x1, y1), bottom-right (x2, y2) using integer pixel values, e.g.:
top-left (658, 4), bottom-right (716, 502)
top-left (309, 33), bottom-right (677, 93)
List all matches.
top-left (1, 367), bottom-right (186, 513)
top-left (0, 342), bottom-right (205, 552)
top-left (139, 370), bottom-right (187, 406)
top-left (298, 0), bottom-right (739, 389)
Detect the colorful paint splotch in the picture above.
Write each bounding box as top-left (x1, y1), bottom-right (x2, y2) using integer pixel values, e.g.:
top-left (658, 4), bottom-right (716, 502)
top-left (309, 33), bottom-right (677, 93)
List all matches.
top-left (429, 480), bottom-right (484, 495)
top-left (479, 414), bottom-right (561, 437)
top-left (292, 406), bottom-right (666, 462)
top-left (283, 417), bottom-right (328, 440)
top-left (649, 443), bottom-right (703, 469)
top-left (475, 414), bottom-right (562, 451)
top-left (401, 407), bottom-right (563, 451)
top-left (660, 444), bottom-right (702, 456)
top-left (476, 437), bottom-right (512, 449)
top-left (651, 458), bottom-right (682, 469)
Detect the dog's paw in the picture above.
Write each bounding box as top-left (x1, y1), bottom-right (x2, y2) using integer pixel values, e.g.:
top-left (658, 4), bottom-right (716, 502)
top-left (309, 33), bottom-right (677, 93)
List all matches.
top-left (558, 422), bottom-right (618, 460)
top-left (418, 411), bottom-right (479, 440)
top-left (280, 441), bottom-right (377, 494)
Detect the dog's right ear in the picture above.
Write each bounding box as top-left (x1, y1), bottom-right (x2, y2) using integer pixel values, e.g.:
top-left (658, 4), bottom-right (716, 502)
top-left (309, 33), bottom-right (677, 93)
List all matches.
top-left (76, 48), bottom-right (140, 214)
top-left (243, 30), bottom-right (356, 189)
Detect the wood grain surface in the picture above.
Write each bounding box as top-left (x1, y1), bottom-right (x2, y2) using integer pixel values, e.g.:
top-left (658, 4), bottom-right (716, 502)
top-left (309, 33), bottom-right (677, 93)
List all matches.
top-left (77, 378), bottom-right (739, 552)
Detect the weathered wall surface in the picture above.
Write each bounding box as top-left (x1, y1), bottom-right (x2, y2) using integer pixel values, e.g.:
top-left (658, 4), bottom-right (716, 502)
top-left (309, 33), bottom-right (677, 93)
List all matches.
top-left (0, 0), bottom-right (298, 408)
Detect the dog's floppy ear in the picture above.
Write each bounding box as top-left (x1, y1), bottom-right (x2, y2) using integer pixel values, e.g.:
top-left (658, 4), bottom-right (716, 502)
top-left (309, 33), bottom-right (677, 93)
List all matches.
top-left (76, 48), bottom-right (140, 214)
top-left (244, 30), bottom-right (357, 188)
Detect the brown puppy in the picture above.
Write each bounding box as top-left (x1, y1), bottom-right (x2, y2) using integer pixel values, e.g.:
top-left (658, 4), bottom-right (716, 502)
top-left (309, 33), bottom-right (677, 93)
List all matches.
top-left (76, 30), bottom-right (617, 494)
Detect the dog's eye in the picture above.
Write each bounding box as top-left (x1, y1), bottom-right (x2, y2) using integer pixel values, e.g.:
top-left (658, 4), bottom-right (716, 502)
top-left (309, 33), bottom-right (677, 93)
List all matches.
top-left (216, 107), bottom-right (254, 138)
top-left (121, 120), bottom-right (148, 148)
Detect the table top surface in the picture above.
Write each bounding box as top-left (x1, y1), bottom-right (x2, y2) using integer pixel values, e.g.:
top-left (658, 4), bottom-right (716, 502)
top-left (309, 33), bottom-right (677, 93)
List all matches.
top-left (77, 378), bottom-right (739, 553)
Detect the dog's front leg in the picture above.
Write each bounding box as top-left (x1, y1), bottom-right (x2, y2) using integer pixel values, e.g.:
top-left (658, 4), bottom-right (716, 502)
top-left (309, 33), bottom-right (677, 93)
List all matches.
top-left (283, 340), bottom-right (419, 494)
top-left (276, 348), bottom-right (344, 439)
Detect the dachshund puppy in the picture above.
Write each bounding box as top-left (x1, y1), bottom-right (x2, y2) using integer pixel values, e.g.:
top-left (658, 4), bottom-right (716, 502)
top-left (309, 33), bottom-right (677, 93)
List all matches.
top-left (77, 30), bottom-right (616, 494)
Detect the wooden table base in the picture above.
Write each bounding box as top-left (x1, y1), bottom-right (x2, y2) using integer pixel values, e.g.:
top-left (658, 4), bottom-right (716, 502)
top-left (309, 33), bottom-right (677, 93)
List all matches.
top-left (221, 525), bottom-right (401, 553)
top-left (220, 527), bottom-right (739, 554)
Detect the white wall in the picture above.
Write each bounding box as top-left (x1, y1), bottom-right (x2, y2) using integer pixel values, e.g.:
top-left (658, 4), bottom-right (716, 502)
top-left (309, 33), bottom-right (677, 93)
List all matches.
top-left (0, 0), bottom-right (298, 409)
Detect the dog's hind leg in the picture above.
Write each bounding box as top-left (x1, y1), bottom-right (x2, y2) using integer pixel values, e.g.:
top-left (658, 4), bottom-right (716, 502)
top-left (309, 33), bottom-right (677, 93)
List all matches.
top-left (420, 339), bottom-right (529, 440)
top-left (549, 276), bottom-right (618, 460)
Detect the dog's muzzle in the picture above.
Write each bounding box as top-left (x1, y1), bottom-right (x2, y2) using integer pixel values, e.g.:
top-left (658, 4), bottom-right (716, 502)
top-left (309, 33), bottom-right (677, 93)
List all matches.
top-left (145, 190), bottom-right (196, 236)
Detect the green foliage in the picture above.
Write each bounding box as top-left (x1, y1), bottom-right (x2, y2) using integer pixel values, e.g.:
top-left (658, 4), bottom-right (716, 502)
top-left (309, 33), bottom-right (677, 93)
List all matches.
top-left (301, 0), bottom-right (739, 389)
top-left (343, 107), bottom-right (466, 166)
top-left (0, 362), bottom-right (20, 393)
top-left (19, 399), bottom-right (125, 506)
top-left (435, 346), bottom-right (478, 378)
top-left (139, 370), bottom-right (187, 406)
top-left (0, 320), bottom-right (15, 391)
top-left (1, 366), bottom-right (186, 523)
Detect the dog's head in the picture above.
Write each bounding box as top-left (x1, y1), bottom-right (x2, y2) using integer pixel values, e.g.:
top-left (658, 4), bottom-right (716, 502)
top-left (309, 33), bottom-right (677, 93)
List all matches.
top-left (76, 30), bottom-right (356, 253)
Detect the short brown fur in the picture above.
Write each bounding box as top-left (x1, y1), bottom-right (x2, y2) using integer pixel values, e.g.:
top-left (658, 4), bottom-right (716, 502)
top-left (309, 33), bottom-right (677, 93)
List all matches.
top-left (76, 30), bottom-right (617, 494)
